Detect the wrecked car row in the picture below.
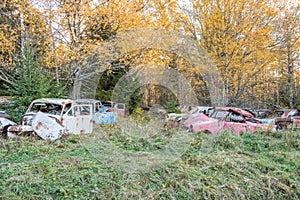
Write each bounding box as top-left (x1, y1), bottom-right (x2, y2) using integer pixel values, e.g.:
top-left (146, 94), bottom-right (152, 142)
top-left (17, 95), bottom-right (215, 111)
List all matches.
top-left (165, 105), bottom-right (300, 134)
top-left (183, 107), bottom-right (276, 134)
top-left (1, 97), bottom-right (300, 140)
top-left (0, 98), bottom-right (125, 141)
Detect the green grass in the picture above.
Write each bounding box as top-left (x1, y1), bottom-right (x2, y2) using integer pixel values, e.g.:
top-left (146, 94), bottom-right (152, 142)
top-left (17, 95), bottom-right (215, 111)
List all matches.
top-left (0, 123), bottom-right (300, 199)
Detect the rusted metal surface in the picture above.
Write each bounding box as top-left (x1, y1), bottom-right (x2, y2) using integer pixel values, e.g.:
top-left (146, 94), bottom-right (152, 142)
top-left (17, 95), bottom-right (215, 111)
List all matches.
top-left (102, 101), bottom-right (126, 118)
top-left (0, 118), bottom-right (16, 134)
top-left (28, 98), bottom-right (73, 106)
top-left (114, 103), bottom-right (125, 117)
top-left (149, 104), bottom-right (167, 117)
top-left (63, 104), bottom-right (93, 134)
top-left (184, 113), bottom-right (220, 134)
top-left (275, 109), bottom-right (295, 117)
top-left (166, 106), bottom-right (214, 125)
top-left (292, 116), bottom-right (300, 129)
top-left (22, 98), bottom-right (74, 126)
top-left (7, 125), bottom-right (33, 133)
top-left (2, 99), bottom-right (93, 140)
top-left (32, 112), bottom-right (65, 140)
top-left (185, 107), bottom-right (276, 134)
top-left (0, 96), bottom-right (10, 104)
top-left (214, 107), bottom-right (254, 118)
top-left (274, 109), bottom-right (300, 130)
top-left (184, 113), bottom-right (212, 129)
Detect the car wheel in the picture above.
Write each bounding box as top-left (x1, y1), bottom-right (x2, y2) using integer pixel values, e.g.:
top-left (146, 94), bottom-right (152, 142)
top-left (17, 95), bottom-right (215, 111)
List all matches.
top-left (189, 125), bottom-right (193, 132)
top-left (203, 130), bottom-right (212, 135)
top-left (1, 125), bottom-right (10, 138)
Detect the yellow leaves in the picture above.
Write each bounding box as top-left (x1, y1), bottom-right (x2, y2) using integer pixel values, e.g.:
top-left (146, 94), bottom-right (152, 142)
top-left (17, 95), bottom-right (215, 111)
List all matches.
top-left (182, 0), bottom-right (281, 102)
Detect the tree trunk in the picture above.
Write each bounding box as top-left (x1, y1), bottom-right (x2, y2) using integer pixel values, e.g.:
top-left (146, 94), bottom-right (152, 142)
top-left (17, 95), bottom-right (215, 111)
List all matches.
top-left (287, 45), bottom-right (294, 108)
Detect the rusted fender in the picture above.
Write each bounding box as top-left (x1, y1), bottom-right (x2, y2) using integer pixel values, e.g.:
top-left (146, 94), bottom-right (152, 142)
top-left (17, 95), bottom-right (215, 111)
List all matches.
top-left (32, 112), bottom-right (65, 141)
top-left (7, 125), bottom-right (33, 133)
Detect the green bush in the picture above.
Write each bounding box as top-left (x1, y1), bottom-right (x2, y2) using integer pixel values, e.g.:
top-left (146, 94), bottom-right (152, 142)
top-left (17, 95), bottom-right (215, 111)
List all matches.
top-left (163, 100), bottom-right (180, 113)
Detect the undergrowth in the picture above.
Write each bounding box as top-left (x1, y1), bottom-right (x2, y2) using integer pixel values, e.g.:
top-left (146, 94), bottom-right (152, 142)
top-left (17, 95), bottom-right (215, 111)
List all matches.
top-left (0, 125), bottom-right (299, 199)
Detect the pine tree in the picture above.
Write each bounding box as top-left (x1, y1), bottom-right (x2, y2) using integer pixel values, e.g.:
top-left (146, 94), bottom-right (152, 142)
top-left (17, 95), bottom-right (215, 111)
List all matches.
top-left (5, 41), bottom-right (66, 121)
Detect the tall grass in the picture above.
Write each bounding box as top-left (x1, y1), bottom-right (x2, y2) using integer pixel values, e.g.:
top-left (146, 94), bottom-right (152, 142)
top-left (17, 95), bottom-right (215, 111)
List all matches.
top-left (0, 124), bottom-right (299, 199)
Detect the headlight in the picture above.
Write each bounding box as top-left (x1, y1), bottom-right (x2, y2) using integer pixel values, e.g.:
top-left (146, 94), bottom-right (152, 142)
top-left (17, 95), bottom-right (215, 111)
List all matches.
top-left (22, 116), bottom-right (33, 125)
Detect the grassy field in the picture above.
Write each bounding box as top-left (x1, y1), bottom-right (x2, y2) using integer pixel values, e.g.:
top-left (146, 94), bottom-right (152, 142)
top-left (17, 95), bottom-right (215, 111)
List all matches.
top-left (0, 121), bottom-right (300, 199)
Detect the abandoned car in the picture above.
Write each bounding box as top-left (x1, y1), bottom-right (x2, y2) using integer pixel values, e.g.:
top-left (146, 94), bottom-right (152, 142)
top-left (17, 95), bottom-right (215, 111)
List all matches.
top-left (5, 98), bottom-right (93, 140)
top-left (274, 109), bottom-right (300, 130)
top-left (101, 101), bottom-right (126, 117)
top-left (0, 96), bottom-right (10, 104)
top-left (166, 106), bottom-right (214, 121)
top-left (165, 106), bottom-right (214, 129)
top-left (184, 107), bottom-right (276, 134)
top-left (75, 99), bottom-right (124, 124)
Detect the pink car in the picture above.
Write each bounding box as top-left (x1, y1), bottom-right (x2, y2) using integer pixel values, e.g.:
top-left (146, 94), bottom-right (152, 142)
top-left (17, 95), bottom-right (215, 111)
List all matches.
top-left (184, 107), bottom-right (276, 135)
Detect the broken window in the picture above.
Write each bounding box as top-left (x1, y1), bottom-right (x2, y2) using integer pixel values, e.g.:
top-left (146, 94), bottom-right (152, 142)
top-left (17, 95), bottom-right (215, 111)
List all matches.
top-left (29, 103), bottom-right (63, 116)
top-left (230, 113), bottom-right (245, 122)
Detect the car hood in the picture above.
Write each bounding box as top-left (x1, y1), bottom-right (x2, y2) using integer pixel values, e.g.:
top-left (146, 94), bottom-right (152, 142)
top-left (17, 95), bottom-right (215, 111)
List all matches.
top-left (184, 113), bottom-right (213, 127)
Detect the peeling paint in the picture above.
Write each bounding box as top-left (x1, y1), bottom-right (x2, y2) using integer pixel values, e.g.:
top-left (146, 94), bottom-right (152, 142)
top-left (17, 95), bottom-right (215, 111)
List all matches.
top-left (185, 107), bottom-right (276, 134)
top-left (4, 98), bottom-right (93, 140)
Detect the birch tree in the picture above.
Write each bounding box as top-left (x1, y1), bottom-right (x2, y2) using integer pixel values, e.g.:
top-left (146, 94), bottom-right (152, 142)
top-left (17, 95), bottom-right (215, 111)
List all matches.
top-left (275, 3), bottom-right (300, 108)
top-left (182, 0), bottom-right (279, 107)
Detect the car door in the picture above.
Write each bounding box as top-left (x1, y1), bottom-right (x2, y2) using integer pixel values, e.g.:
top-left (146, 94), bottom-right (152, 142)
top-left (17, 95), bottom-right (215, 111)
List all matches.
top-left (223, 113), bottom-right (247, 134)
top-left (63, 104), bottom-right (93, 134)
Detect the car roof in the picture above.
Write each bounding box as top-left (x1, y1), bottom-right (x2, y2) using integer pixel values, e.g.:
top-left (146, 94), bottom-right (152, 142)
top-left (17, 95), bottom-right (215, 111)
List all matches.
top-left (75, 99), bottom-right (102, 104)
top-left (214, 107), bottom-right (254, 118)
top-left (31, 98), bottom-right (74, 105)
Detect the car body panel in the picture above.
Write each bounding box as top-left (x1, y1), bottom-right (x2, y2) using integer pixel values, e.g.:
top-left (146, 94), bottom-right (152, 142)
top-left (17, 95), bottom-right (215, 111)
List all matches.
top-left (185, 107), bottom-right (276, 134)
top-left (6, 98), bottom-right (93, 140)
top-left (32, 112), bottom-right (65, 140)
top-left (274, 109), bottom-right (300, 130)
top-left (75, 99), bottom-right (120, 124)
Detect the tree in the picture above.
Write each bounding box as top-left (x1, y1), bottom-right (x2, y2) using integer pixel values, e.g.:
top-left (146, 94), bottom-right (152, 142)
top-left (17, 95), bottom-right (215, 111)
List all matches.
top-left (182, 0), bottom-right (279, 107)
top-left (0, 0), bottom-right (53, 85)
top-left (5, 40), bottom-right (66, 120)
top-left (274, 3), bottom-right (300, 108)
top-left (0, 0), bottom-right (23, 84)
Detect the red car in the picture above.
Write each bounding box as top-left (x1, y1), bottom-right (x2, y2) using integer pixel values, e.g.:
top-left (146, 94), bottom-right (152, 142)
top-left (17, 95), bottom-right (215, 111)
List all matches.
top-left (184, 107), bottom-right (276, 134)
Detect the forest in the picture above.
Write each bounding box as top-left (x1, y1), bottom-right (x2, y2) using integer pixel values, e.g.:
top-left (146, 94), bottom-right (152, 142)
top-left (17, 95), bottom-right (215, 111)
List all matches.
top-left (0, 0), bottom-right (300, 111)
top-left (1, 1), bottom-right (300, 199)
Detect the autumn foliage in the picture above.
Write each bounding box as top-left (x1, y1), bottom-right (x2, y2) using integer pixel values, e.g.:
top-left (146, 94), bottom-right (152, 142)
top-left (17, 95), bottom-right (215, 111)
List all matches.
top-left (0, 0), bottom-right (299, 109)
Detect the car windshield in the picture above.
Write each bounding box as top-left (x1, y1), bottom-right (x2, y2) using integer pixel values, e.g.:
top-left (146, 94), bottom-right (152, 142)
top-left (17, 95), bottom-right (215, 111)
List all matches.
top-left (29, 102), bottom-right (63, 116)
top-left (211, 110), bottom-right (228, 119)
top-left (230, 113), bottom-right (245, 122)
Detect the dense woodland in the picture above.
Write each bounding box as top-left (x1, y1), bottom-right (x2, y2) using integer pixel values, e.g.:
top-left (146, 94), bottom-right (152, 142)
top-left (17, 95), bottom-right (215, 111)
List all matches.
top-left (0, 0), bottom-right (299, 111)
